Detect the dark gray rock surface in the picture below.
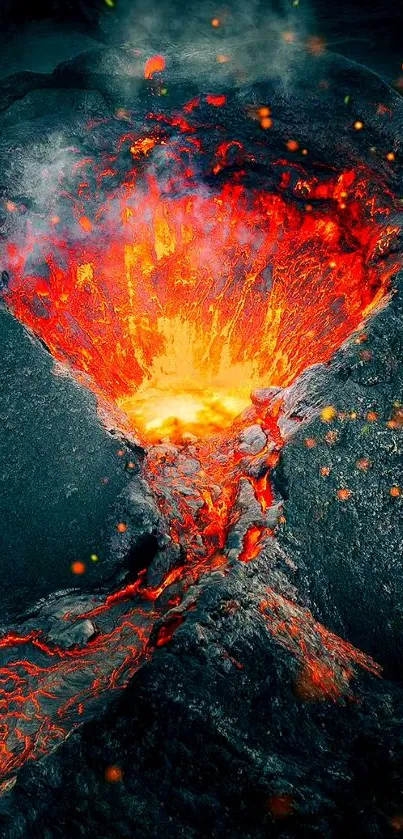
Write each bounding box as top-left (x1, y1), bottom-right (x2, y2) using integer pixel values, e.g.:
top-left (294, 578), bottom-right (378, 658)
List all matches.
top-left (0, 307), bottom-right (131, 619)
top-left (275, 285), bottom-right (403, 676)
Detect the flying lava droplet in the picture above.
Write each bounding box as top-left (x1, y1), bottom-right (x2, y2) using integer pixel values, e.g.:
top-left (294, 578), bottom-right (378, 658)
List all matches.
top-left (144, 55), bottom-right (166, 79)
top-left (71, 561), bottom-right (86, 575)
top-left (105, 765), bottom-right (123, 783)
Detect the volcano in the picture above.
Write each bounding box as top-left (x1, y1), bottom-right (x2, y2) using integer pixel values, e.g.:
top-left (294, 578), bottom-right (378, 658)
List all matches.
top-left (1, 46), bottom-right (403, 837)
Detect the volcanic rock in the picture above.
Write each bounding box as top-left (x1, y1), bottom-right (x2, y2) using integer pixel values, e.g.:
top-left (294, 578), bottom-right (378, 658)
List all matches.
top-left (237, 424), bottom-right (267, 455)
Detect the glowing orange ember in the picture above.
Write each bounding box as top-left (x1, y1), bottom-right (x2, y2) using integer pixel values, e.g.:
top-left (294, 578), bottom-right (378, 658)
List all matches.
top-left (117, 522), bottom-right (128, 533)
top-left (267, 793), bottom-right (294, 819)
top-left (260, 589), bottom-right (381, 702)
top-left (78, 216), bottom-right (92, 232)
top-left (391, 814), bottom-right (403, 831)
top-left (356, 457), bottom-right (371, 471)
top-left (321, 405), bottom-right (337, 422)
top-left (105, 765), bottom-right (123, 783)
top-left (260, 117), bottom-right (273, 129)
top-left (71, 561), bottom-right (86, 575)
top-left (337, 488), bottom-right (351, 501)
top-left (206, 94), bottom-right (227, 107)
top-left (295, 658), bottom-right (349, 701)
top-left (239, 526), bottom-right (267, 562)
top-left (307, 35), bottom-right (326, 56)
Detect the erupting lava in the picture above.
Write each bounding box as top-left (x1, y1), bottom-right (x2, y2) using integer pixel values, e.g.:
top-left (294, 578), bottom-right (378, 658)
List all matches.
top-left (4, 101), bottom-right (399, 443)
top-left (0, 92), bottom-right (401, 788)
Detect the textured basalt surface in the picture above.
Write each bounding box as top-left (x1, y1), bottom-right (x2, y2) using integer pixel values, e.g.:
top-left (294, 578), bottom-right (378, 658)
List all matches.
top-left (0, 47), bottom-right (403, 837)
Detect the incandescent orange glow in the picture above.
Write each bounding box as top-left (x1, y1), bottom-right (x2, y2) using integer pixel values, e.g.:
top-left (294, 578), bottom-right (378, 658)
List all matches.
top-left (320, 405), bottom-right (337, 422)
top-left (267, 793), bottom-right (294, 819)
top-left (295, 659), bottom-right (348, 701)
top-left (307, 35), bottom-right (326, 56)
top-left (130, 137), bottom-right (158, 157)
top-left (356, 457), bottom-right (371, 471)
top-left (79, 216), bottom-right (92, 232)
top-left (239, 526), bottom-right (266, 562)
top-left (337, 488), bottom-right (351, 501)
top-left (105, 765), bottom-right (123, 783)
top-left (117, 522), bottom-right (128, 533)
top-left (144, 55), bottom-right (166, 79)
top-left (206, 94), bottom-right (227, 107)
top-left (5, 118), bottom-right (400, 445)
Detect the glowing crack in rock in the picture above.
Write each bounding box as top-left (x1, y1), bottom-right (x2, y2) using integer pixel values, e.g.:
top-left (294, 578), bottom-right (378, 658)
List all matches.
top-left (0, 402), bottom-right (383, 786)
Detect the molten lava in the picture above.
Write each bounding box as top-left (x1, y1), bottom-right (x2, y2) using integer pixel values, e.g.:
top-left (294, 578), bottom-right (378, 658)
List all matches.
top-left (4, 105), bottom-right (399, 444)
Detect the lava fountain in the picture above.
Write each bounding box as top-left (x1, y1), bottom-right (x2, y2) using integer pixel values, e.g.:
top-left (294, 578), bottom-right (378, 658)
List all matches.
top-left (0, 86), bottom-right (401, 787)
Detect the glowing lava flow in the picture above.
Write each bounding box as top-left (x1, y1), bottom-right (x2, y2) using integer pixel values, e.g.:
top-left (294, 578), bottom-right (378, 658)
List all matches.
top-left (0, 99), bottom-right (399, 787)
top-left (0, 398), bottom-right (382, 788)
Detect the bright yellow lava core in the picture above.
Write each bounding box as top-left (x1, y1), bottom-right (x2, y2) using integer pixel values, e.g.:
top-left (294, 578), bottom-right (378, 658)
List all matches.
top-left (119, 385), bottom-right (250, 443)
top-left (116, 314), bottom-right (256, 442)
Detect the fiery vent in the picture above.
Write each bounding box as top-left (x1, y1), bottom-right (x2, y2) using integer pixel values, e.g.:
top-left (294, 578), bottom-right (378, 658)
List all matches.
top-left (4, 102), bottom-right (399, 444)
top-left (0, 91), bottom-right (401, 787)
